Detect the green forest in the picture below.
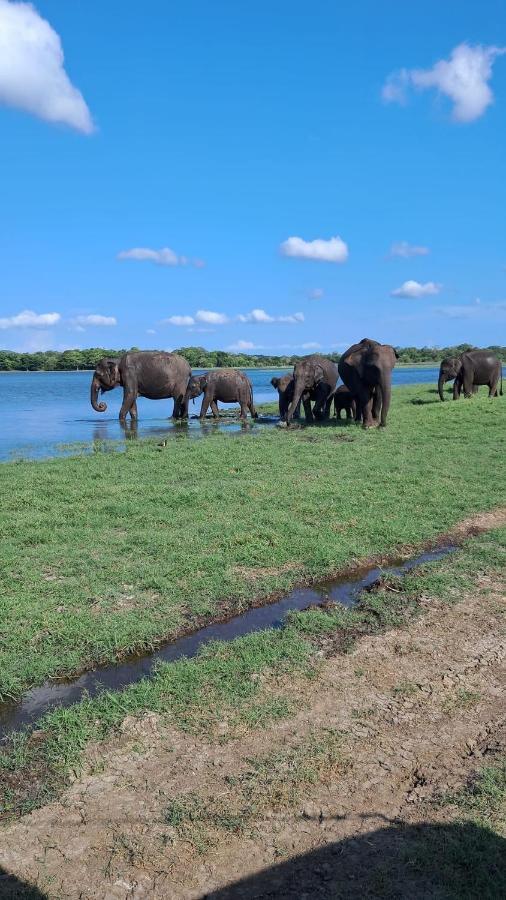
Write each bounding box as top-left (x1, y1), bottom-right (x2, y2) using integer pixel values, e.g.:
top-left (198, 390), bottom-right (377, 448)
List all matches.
top-left (0, 344), bottom-right (505, 372)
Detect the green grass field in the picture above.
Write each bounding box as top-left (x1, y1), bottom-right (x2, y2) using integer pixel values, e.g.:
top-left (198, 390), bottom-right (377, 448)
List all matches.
top-left (1, 383), bottom-right (505, 702)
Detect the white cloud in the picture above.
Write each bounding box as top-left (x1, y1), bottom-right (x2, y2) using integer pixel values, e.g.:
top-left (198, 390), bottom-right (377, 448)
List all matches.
top-left (0, 309), bottom-right (61, 329)
top-left (383, 43), bottom-right (506, 123)
top-left (164, 315), bottom-right (195, 326)
top-left (227, 340), bottom-right (257, 351)
top-left (307, 288), bottom-right (324, 299)
top-left (389, 241), bottom-right (430, 258)
top-left (72, 314), bottom-right (117, 327)
top-left (391, 280), bottom-right (442, 298)
top-left (146, 328), bottom-right (156, 335)
top-left (237, 308), bottom-right (305, 324)
top-left (0, 0), bottom-right (94, 133)
top-left (195, 309), bottom-right (229, 325)
top-left (280, 235), bottom-right (349, 263)
top-left (301, 342), bottom-right (321, 350)
top-left (434, 301), bottom-right (506, 320)
top-left (117, 247), bottom-right (203, 267)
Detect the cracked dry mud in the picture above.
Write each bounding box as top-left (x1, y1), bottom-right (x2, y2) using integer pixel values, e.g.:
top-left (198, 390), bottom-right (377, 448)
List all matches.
top-left (1, 564), bottom-right (505, 898)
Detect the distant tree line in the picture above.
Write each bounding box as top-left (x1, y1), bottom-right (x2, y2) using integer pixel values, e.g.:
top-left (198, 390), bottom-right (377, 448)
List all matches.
top-left (0, 343), bottom-right (505, 372)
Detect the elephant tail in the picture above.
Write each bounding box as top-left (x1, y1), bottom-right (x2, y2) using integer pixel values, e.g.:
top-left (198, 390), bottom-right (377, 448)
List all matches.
top-left (500, 366), bottom-right (503, 396)
top-left (249, 384), bottom-right (258, 418)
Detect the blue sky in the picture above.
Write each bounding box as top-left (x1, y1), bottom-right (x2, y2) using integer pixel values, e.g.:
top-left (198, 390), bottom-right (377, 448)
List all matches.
top-left (0, 0), bottom-right (505, 354)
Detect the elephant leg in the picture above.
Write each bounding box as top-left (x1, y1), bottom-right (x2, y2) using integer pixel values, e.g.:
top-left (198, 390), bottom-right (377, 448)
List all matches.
top-left (119, 389), bottom-right (136, 421)
top-left (488, 374), bottom-right (499, 397)
top-left (210, 400), bottom-right (220, 418)
top-left (199, 393), bottom-right (212, 419)
top-left (248, 399), bottom-right (258, 419)
top-left (130, 400), bottom-right (138, 421)
top-left (372, 387), bottom-right (382, 424)
top-left (346, 404), bottom-right (353, 420)
top-left (294, 399), bottom-right (302, 419)
top-left (302, 395), bottom-right (314, 423)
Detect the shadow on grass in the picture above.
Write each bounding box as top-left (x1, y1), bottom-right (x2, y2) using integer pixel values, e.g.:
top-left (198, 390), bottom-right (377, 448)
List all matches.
top-left (205, 821), bottom-right (506, 899)
top-left (0, 868), bottom-right (46, 899)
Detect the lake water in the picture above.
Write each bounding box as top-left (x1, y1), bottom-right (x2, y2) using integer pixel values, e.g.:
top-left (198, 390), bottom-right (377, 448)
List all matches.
top-left (0, 366), bottom-right (442, 461)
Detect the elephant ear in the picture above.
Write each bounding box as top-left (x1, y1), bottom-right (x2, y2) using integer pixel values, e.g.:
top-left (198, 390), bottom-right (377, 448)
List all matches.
top-left (271, 377), bottom-right (279, 389)
top-left (393, 347), bottom-right (400, 359)
top-left (107, 359), bottom-right (121, 385)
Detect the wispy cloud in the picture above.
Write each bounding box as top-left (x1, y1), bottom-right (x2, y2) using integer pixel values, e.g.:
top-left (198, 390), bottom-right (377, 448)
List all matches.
top-left (227, 340), bottom-right (257, 351)
top-left (389, 241), bottom-right (430, 259)
top-left (164, 315), bottom-right (195, 326)
top-left (307, 288), bottom-right (324, 299)
top-left (0, 0), bottom-right (94, 133)
top-left (237, 308), bottom-right (304, 324)
top-left (382, 43), bottom-right (506, 123)
top-left (146, 328), bottom-right (156, 335)
top-left (195, 310), bottom-right (229, 325)
top-left (0, 309), bottom-right (61, 329)
top-left (301, 341), bottom-right (321, 350)
top-left (72, 314), bottom-right (117, 327)
top-left (391, 280), bottom-right (441, 299)
top-left (434, 300), bottom-right (506, 319)
top-left (117, 247), bottom-right (204, 267)
top-left (280, 235), bottom-right (348, 263)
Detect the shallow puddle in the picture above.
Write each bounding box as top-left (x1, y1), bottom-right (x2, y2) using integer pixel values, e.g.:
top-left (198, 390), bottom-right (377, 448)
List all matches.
top-left (0, 544), bottom-right (455, 741)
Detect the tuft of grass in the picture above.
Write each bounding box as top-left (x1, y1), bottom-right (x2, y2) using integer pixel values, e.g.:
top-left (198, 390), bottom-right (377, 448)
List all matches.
top-left (0, 384), bottom-right (505, 701)
top-left (163, 728), bottom-right (345, 852)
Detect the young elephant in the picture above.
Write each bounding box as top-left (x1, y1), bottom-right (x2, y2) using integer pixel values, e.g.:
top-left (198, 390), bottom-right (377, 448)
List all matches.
top-left (333, 384), bottom-right (356, 420)
top-left (271, 375), bottom-right (301, 421)
top-left (185, 369), bottom-right (258, 419)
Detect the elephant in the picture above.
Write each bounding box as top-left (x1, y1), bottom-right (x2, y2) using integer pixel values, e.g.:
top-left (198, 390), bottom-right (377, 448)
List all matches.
top-left (184, 368), bottom-right (258, 419)
top-left (90, 351), bottom-right (191, 421)
top-left (285, 354), bottom-right (339, 425)
top-left (438, 351), bottom-right (503, 400)
top-left (271, 375), bottom-right (301, 421)
top-left (332, 384), bottom-right (357, 420)
top-left (338, 338), bottom-right (398, 427)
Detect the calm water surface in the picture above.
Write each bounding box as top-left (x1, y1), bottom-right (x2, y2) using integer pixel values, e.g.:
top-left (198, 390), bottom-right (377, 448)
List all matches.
top-left (0, 367), bottom-right (442, 461)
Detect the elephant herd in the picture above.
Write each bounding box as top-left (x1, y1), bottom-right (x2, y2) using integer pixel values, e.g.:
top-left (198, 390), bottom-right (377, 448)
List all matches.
top-left (90, 342), bottom-right (503, 429)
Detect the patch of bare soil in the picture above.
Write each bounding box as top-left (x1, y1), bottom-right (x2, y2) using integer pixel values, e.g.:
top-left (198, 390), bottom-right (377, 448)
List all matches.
top-left (0, 560), bottom-right (505, 899)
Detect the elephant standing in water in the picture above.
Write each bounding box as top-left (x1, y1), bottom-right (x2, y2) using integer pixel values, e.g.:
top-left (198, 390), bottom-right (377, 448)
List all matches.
top-left (285, 355), bottom-right (339, 425)
top-left (271, 375), bottom-right (301, 422)
top-left (338, 338), bottom-right (398, 427)
top-left (438, 351), bottom-right (503, 400)
top-left (185, 369), bottom-right (257, 419)
top-left (90, 351), bottom-right (191, 420)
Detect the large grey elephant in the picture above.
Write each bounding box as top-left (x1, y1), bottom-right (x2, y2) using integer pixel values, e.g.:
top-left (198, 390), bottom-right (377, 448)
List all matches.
top-left (285, 354), bottom-right (339, 425)
top-left (90, 351), bottom-right (191, 420)
top-left (438, 350), bottom-right (503, 400)
top-left (185, 369), bottom-right (257, 419)
top-left (338, 338), bottom-right (398, 427)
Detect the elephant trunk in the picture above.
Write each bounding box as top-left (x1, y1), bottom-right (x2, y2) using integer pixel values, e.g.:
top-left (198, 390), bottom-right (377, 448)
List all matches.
top-left (438, 373), bottom-right (447, 402)
top-left (90, 375), bottom-right (107, 412)
top-left (286, 377), bottom-right (305, 424)
top-left (379, 380), bottom-right (391, 426)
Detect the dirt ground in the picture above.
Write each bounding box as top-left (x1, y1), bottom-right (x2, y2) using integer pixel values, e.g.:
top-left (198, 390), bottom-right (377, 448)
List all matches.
top-left (0, 553), bottom-right (505, 898)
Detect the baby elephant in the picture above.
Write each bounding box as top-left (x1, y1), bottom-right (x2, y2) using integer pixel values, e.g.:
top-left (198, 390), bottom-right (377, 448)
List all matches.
top-left (333, 384), bottom-right (356, 420)
top-left (271, 375), bottom-right (301, 421)
top-left (185, 369), bottom-right (258, 419)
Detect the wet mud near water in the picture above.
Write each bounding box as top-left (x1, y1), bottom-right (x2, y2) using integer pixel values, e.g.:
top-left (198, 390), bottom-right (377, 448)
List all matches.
top-left (0, 545), bottom-right (455, 741)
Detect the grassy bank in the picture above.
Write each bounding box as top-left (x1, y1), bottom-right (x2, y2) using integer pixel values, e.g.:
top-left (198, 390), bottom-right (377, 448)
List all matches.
top-left (1, 525), bottom-right (504, 819)
top-left (1, 384), bottom-right (505, 702)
